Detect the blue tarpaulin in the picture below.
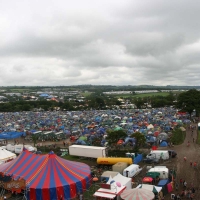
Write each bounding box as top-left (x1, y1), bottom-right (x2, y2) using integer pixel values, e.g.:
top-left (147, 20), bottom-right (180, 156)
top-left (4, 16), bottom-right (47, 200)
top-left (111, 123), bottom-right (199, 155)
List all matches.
top-left (0, 132), bottom-right (25, 139)
top-left (134, 153), bottom-right (143, 164)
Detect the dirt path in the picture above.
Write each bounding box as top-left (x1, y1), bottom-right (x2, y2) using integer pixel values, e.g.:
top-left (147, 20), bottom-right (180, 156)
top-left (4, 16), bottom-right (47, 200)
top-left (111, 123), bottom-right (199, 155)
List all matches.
top-left (164, 123), bottom-right (200, 199)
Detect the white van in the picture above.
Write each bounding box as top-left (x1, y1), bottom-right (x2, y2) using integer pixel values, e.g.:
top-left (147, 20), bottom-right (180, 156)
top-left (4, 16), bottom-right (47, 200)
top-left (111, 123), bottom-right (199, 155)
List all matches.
top-left (14, 144), bottom-right (23, 154)
top-left (14, 144), bottom-right (37, 154)
top-left (123, 164), bottom-right (142, 178)
top-left (24, 145), bottom-right (37, 152)
top-left (148, 166), bottom-right (169, 179)
top-left (6, 144), bottom-right (15, 152)
top-left (146, 150), bottom-right (169, 160)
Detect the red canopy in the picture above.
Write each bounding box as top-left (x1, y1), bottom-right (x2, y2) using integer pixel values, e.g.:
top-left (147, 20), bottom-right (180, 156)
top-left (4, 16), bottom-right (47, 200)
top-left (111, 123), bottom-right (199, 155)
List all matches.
top-left (152, 146), bottom-right (158, 150)
top-left (143, 177), bottom-right (153, 183)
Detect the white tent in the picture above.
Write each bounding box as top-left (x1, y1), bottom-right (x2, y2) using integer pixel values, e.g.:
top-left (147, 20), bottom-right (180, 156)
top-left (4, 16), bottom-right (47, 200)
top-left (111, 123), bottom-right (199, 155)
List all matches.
top-left (110, 173), bottom-right (132, 190)
top-left (94, 174), bottom-right (129, 200)
top-left (95, 182), bottom-right (126, 200)
top-left (0, 148), bottom-right (16, 164)
top-left (101, 171), bottom-right (119, 181)
top-left (147, 124), bottom-right (154, 129)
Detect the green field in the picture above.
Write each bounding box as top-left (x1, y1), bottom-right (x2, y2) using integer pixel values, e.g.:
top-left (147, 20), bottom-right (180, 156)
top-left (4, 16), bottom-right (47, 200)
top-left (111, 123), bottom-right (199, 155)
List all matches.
top-left (106, 92), bottom-right (171, 98)
top-left (81, 92), bottom-right (92, 97)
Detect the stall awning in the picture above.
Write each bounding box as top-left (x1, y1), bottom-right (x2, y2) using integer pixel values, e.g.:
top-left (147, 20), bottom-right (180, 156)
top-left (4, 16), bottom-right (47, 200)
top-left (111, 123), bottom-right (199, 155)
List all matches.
top-left (93, 192), bottom-right (116, 199)
top-left (143, 176), bottom-right (153, 183)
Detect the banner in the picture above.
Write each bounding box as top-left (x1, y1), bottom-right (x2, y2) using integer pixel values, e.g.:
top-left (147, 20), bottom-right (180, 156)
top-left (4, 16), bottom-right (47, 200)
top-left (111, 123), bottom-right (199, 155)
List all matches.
top-left (4, 179), bottom-right (26, 192)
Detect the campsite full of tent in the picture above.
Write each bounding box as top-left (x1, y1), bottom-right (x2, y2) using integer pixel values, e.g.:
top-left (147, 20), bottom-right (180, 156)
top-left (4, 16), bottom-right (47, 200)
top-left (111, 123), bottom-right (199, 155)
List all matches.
top-left (0, 108), bottom-right (190, 147)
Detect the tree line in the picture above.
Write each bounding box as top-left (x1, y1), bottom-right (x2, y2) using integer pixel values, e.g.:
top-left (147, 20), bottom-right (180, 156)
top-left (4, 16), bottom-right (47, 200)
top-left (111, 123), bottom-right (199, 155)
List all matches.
top-left (0, 89), bottom-right (199, 115)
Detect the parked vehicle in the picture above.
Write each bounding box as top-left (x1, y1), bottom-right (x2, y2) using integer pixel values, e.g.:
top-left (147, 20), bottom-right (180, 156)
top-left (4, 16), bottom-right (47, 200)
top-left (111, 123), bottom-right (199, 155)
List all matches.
top-left (97, 152), bottom-right (142, 169)
top-left (123, 164), bottom-right (142, 178)
top-left (6, 144), bottom-right (15, 152)
top-left (97, 157), bottom-right (133, 168)
top-left (2, 144), bottom-right (37, 154)
top-left (15, 144), bottom-right (37, 154)
top-left (69, 145), bottom-right (107, 158)
top-left (143, 158), bottom-right (159, 164)
top-left (146, 150), bottom-right (169, 160)
top-left (168, 150), bottom-right (177, 158)
top-left (148, 166), bottom-right (169, 179)
top-left (112, 162), bottom-right (128, 174)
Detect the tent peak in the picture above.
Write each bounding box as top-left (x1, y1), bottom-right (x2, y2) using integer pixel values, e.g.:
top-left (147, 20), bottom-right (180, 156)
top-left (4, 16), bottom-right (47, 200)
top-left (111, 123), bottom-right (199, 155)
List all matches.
top-left (49, 151), bottom-right (54, 154)
top-left (48, 151), bottom-right (56, 157)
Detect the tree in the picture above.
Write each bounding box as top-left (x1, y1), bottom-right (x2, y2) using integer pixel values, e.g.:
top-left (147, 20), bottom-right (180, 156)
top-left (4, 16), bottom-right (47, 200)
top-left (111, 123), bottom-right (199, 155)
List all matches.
top-left (130, 132), bottom-right (146, 148)
top-left (31, 134), bottom-right (39, 147)
top-left (91, 137), bottom-right (102, 146)
top-left (106, 130), bottom-right (127, 148)
top-left (134, 98), bottom-right (144, 109)
top-left (176, 89), bottom-right (200, 117)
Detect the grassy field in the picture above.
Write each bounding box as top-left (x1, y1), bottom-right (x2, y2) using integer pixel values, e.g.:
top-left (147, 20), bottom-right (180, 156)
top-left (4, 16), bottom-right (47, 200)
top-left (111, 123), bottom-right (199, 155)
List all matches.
top-left (63, 154), bottom-right (97, 166)
top-left (81, 92), bottom-right (92, 97)
top-left (106, 92), bottom-right (171, 98)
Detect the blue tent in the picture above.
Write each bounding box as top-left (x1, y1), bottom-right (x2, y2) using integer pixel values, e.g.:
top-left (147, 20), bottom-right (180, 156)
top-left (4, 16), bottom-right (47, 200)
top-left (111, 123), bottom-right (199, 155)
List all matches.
top-left (39, 93), bottom-right (49, 97)
top-left (0, 132), bottom-right (25, 139)
top-left (160, 140), bottom-right (168, 147)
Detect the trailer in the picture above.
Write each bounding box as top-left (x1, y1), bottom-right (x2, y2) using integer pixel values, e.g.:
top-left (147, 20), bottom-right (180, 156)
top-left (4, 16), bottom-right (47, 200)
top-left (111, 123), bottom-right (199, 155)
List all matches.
top-left (69, 145), bottom-right (107, 158)
top-left (97, 157), bottom-right (133, 166)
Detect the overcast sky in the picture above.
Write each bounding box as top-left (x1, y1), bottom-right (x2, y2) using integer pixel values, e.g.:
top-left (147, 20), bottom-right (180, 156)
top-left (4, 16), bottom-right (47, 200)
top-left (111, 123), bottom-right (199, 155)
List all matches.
top-left (0, 0), bottom-right (200, 86)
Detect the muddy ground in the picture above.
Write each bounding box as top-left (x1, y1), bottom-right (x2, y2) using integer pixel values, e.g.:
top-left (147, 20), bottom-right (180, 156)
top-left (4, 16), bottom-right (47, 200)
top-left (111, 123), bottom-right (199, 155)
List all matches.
top-left (7, 123), bottom-right (200, 200)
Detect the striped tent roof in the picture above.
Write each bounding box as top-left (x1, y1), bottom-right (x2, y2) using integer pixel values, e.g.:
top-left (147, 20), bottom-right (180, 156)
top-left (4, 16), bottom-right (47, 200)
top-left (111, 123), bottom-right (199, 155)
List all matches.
top-left (0, 149), bottom-right (91, 200)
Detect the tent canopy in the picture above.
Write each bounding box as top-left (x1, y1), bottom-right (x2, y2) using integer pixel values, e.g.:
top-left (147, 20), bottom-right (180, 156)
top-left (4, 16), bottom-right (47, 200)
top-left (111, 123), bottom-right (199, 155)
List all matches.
top-left (142, 177), bottom-right (153, 183)
top-left (136, 184), bottom-right (162, 194)
top-left (121, 188), bottom-right (155, 200)
top-left (0, 132), bottom-right (25, 139)
top-left (0, 149), bottom-right (91, 200)
top-left (146, 172), bottom-right (160, 178)
top-left (0, 148), bottom-right (16, 163)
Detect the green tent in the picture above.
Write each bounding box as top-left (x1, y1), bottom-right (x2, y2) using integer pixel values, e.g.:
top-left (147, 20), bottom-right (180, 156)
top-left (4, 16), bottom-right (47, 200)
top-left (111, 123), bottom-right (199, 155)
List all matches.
top-left (79, 136), bottom-right (87, 141)
top-left (146, 172), bottom-right (160, 179)
top-left (114, 126), bottom-right (123, 131)
top-left (138, 184), bottom-right (160, 194)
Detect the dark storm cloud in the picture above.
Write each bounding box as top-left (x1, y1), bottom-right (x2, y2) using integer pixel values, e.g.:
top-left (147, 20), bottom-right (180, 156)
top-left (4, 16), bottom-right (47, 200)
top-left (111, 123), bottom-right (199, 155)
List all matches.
top-left (0, 0), bottom-right (200, 86)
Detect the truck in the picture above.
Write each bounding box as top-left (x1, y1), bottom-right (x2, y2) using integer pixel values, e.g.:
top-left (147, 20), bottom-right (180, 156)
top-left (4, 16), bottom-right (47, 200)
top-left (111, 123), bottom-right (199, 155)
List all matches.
top-left (97, 152), bottom-right (143, 169)
top-left (148, 166), bottom-right (169, 179)
top-left (168, 150), bottom-right (177, 158)
top-left (68, 145), bottom-right (107, 158)
top-left (97, 157), bottom-right (133, 169)
top-left (146, 150), bottom-right (169, 160)
top-left (123, 164), bottom-right (142, 178)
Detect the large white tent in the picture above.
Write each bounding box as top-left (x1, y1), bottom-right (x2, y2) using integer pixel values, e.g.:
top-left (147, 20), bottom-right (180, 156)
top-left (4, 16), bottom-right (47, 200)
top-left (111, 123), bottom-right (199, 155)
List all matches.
top-left (0, 148), bottom-right (16, 164)
top-left (94, 173), bottom-right (131, 200)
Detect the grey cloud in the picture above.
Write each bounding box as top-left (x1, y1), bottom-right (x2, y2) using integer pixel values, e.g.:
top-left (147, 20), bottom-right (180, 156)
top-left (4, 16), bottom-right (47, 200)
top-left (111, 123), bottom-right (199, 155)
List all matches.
top-left (0, 0), bottom-right (200, 86)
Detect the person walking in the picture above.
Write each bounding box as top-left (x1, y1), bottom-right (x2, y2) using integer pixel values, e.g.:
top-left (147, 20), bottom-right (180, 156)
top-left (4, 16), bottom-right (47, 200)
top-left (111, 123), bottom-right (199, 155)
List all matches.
top-left (173, 194), bottom-right (177, 200)
top-left (183, 180), bottom-right (187, 189)
top-left (193, 162), bottom-right (197, 169)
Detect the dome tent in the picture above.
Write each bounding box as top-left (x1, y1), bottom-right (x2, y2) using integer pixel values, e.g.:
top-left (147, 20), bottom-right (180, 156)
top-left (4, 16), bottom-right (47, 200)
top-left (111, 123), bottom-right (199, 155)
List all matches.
top-left (0, 149), bottom-right (91, 200)
top-left (159, 140), bottom-right (168, 147)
